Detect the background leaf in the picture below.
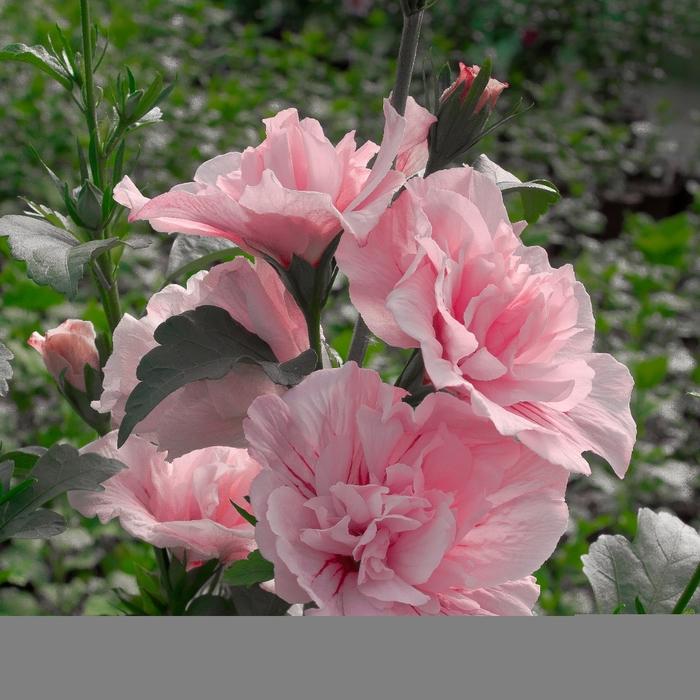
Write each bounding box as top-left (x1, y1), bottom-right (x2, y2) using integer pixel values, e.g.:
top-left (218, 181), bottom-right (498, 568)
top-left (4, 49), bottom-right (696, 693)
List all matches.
top-left (0, 341), bottom-right (13, 397)
top-left (582, 508), bottom-right (700, 614)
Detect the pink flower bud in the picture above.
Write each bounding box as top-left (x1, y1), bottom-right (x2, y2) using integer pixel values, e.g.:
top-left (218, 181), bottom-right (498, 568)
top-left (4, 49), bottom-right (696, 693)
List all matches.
top-left (28, 319), bottom-right (99, 392)
top-left (442, 63), bottom-right (509, 113)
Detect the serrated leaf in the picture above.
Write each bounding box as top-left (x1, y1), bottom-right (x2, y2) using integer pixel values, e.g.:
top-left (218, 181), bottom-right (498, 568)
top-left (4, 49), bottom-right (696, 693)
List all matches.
top-left (118, 305), bottom-right (315, 446)
top-left (0, 215), bottom-right (124, 298)
top-left (0, 444), bottom-right (125, 542)
top-left (224, 551), bottom-right (274, 588)
top-left (0, 43), bottom-right (72, 89)
top-left (473, 154), bottom-right (560, 223)
top-left (582, 508), bottom-right (700, 614)
top-left (0, 341), bottom-right (13, 397)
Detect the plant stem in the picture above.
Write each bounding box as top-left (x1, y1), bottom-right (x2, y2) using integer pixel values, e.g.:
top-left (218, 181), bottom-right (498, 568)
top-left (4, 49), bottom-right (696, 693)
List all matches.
top-left (347, 6), bottom-right (424, 366)
top-left (81, 0), bottom-right (122, 337)
top-left (80, 0), bottom-right (103, 189)
top-left (672, 561), bottom-right (700, 614)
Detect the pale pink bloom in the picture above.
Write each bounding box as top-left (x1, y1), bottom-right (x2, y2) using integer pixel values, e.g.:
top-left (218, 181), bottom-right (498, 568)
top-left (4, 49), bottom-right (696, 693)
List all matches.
top-left (114, 101), bottom-right (409, 265)
top-left (341, 168), bottom-right (635, 476)
top-left (28, 319), bottom-right (100, 392)
top-left (95, 258), bottom-right (309, 458)
top-left (394, 97), bottom-right (437, 178)
top-left (245, 363), bottom-right (569, 616)
top-left (69, 432), bottom-right (259, 566)
top-left (442, 63), bottom-right (509, 113)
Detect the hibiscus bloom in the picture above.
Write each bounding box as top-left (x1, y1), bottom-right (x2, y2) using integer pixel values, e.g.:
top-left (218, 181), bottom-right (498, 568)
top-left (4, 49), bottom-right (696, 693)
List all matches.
top-left (338, 167), bottom-right (636, 476)
top-left (95, 258), bottom-right (308, 458)
top-left (69, 432), bottom-right (260, 567)
top-left (114, 101), bottom-right (410, 266)
top-left (245, 362), bottom-right (569, 616)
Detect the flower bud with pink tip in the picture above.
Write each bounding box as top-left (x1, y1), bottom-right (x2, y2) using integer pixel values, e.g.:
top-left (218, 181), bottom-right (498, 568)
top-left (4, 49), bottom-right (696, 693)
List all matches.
top-left (28, 319), bottom-right (100, 392)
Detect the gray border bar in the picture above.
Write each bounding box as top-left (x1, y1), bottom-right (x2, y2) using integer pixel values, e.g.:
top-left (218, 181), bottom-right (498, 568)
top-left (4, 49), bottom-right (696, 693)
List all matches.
top-left (0, 617), bottom-right (696, 699)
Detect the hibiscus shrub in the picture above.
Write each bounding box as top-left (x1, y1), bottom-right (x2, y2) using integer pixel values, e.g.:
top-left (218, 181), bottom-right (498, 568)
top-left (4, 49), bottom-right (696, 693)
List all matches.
top-left (1, 0), bottom-right (698, 616)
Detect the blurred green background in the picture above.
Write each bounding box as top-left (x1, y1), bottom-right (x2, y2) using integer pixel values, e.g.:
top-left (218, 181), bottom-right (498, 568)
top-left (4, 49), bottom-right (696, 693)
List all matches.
top-left (1, 0), bottom-right (699, 615)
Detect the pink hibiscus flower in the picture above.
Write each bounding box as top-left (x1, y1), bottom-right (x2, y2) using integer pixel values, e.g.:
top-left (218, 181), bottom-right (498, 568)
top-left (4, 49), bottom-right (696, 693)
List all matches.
top-left (338, 167), bottom-right (636, 476)
top-left (95, 258), bottom-right (309, 458)
top-left (69, 432), bottom-right (260, 567)
top-left (245, 362), bottom-right (569, 616)
top-left (113, 101), bottom-right (410, 266)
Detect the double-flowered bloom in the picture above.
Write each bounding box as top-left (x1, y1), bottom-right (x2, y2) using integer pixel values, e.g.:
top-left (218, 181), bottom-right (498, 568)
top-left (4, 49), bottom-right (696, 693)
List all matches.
top-left (245, 363), bottom-right (569, 615)
top-left (68, 79), bottom-right (635, 615)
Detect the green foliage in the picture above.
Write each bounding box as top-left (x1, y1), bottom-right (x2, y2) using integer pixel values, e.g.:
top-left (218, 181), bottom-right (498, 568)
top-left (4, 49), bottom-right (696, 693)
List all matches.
top-left (164, 234), bottom-right (243, 285)
top-left (473, 154), bottom-right (561, 223)
top-left (0, 341), bottom-right (13, 397)
top-left (0, 444), bottom-right (124, 542)
top-left (224, 551), bottom-right (274, 588)
top-left (582, 508), bottom-right (700, 614)
top-left (0, 215), bottom-right (124, 298)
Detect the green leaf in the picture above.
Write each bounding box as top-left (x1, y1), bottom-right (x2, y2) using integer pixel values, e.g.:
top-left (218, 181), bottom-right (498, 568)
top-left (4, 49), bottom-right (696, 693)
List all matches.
top-left (186, 594), bottom-right (237, 616)
top-left (7, 508), bottom-right (66, 539)
top-left (582, 508), bottom-right (700, 614)
top-left (0, 43), bottom-right (73, 89)
top-left (0, 215), bottom-right (124, 298)
top-left (231, 500), bottom-right (257, 526)
top-left (164, 234), bottom-right (243, 285)
top-left (629, 212), bottom-right (692, 267)
top-left (634, 596), bottom-right (647, 615)
top-left (0, 341), bottom-right (13, 397)
top-left (473, 154), bottom-right (560, 224)
top-left (224, 551), bottom-right (274, 588)
top-left (0, 446), bottom-right (46, 476)
top-left (226, 585), bottom-right (290, 616)
top-left (118, 305), bottom-right (315, 447)
top-left (632, 356), bottom-right (668, 390)
top-left (0, 444), bottom-right (125, 542)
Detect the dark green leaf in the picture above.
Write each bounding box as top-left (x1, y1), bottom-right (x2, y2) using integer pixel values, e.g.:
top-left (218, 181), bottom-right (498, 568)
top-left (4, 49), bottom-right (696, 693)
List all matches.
top-left (8, 508), bottom-right (66, 539)
top-left (231, 500), bottom-right (257, 526)
top-left (0, 341), bottom-right (13, 397)
top-left (0, 215), bottom-right (124, 298)
top-left (582, 508), bottom-right (700, 614)
top-left (634, 596), bottom-right (647, 614)
top-left (0, 444), bottom-right (124, 542)
top-left (186, 594), bottom-right (237, 616)
top-left (224, 551), bottom-right (274, 588)
top-left (76, 181), bottom-right (104, 230)
top-left (118, 306), bottom-right (313, 446)
top-left (0, 447), bottom-right (47, 476)
top-left (0, 43), bottom-right (72, 89)
top-left (227, 585), bottom-right (290, 616)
